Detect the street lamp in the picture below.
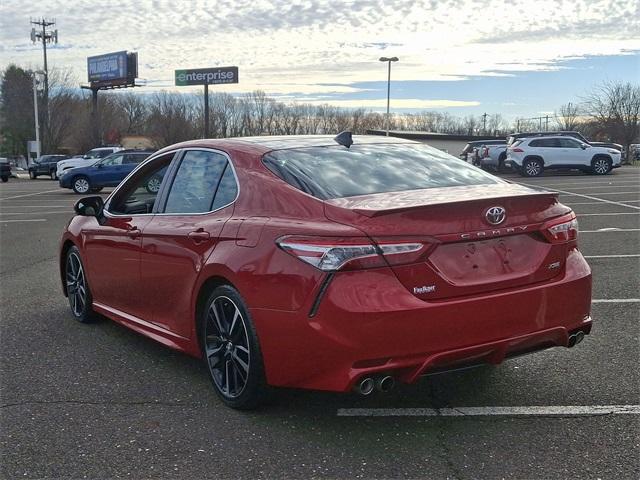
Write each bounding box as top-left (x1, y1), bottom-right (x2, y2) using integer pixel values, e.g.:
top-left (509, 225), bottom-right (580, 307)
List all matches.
top-left (379, 56), bottom-right (398, 136)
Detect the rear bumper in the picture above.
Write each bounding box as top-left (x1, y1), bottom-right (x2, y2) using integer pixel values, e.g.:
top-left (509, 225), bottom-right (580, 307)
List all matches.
top-left (251, 249), bottom-right (592, 392)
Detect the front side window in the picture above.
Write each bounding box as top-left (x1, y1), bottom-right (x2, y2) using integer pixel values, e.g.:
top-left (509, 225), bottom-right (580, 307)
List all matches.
top-left (263, 143), bottom-right (502, 200)
top-left (559, 138), bottom-right (580, 148)
top-left (163, 150), bottom-right (233, 214)
top-left (108, 153), bottom-right (173, 215)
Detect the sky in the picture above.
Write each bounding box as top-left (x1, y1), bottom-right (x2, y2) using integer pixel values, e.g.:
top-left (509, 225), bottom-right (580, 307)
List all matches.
top-left (1, 0), bottom-right (639, 119)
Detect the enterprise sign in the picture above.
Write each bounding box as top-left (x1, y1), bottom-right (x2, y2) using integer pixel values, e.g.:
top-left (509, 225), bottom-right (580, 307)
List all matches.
top-left (88, 51), bottom-right (128, 83)
top-left (175, 66), bottom-right (238, 86)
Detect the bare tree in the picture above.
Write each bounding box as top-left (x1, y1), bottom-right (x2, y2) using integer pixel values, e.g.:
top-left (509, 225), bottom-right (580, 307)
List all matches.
top-left (555, 102), bottom-right (581, 131)
top-left (582, 81), bottom-right (640, 161)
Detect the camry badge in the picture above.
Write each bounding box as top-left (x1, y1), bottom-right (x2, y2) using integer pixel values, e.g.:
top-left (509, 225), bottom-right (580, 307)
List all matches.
top-left (485, 206), bottom-right (506, 225)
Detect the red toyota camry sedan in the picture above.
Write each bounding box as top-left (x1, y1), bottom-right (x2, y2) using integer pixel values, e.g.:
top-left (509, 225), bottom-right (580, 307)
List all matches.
top-left (60, 134), bottom-right (592, 409)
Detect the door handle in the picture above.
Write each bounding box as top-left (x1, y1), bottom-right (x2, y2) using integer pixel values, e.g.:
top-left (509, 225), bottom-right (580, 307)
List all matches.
top-left (126, 226), bottom-right (141, 239)
top-left (188, 229), bottom-right (210, 244)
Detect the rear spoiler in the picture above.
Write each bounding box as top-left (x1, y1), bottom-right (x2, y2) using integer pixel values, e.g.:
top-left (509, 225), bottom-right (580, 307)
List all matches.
top-left (325, 184), bottom-right (558, 218)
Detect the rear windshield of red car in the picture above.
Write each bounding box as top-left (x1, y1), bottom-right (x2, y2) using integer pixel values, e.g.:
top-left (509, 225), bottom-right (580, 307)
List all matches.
top-left (263, 143), bottom-right (502, 200)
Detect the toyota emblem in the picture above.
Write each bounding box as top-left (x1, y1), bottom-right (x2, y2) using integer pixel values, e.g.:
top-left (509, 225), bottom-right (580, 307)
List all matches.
top-left (485, 206), bottom-right (506, 225)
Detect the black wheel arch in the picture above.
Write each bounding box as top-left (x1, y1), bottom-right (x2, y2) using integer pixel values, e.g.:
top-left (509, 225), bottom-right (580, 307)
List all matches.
top-left (523, 155), bottom-right (544, 166)
top-left (195, 275), bottom-right (239, 353)
top-left (60, 240), bottom-right (77, 297)
top-left (591, 153), bottom-right (612, 163)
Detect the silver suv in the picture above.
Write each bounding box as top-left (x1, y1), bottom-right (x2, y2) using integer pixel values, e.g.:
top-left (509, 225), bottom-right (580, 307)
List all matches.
top-left (507, 136), bottom-right (622, 177)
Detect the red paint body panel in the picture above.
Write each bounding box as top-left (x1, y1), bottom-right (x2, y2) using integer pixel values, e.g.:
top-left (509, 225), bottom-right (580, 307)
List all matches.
top-left (60, 136), bottom-right (593, 393)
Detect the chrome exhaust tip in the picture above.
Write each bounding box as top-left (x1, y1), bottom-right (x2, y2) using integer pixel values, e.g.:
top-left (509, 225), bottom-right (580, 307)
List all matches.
top-left (376, 375), bottom-right (395, 393)
top-left (574, 331), bottom-right (585, 345)
top-left (355, 377), bottom-right (375, 396)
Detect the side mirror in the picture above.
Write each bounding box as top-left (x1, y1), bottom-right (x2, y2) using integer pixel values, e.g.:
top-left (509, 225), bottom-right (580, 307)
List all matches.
top-left (74, 196), bottom-right (104, 218)
top-left (97, 163), bottom-right (104, 168)
top-left (580, 144), bottom-right (588, 150)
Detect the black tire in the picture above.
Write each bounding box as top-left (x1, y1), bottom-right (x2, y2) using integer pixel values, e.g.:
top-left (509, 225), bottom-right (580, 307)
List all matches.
top-left (591, 156), bottom-right (612, 175)
top-left (72, 175), bottom-right (91, 194)
top-left (65, 246), bottom-right (96, 323)
top-left (50, 170), bottom-right (57, 180)
top-left (1, 176), bottom-right (8, 183)
top-left (522, 157), bottom-right (543, 177)
top-left (29, 171), bottom-right (36, 179)
top-left (199, 285), bottom-right (267, 410)
top-left (497, 153), bottom-right (507, 173)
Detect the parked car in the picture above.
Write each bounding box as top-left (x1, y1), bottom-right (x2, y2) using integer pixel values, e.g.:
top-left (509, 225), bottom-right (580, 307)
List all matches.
top-left (59, 150), bottom-right (154, 194)
top-left (60, 134), bottom-right (592, 409)
top-left (29, 154), bottom-right (70, 180)
top-left (507, 131), bottom-right (589, 146)
top-left (507, 136), bottom-right (622, 176)
top-left (479, 144), bottom-right (508, 171)
top-left (460, 140), bottom-right (506, 165)
top-left (0, 158), bottom-right (10, 182)
top-left (56, 147), bottom-right (124, 179)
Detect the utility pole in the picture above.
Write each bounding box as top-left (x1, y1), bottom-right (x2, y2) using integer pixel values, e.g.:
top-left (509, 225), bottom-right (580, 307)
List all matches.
top-left (204, 83), bottom-right (210, 138)
top-left (32, 72), bottom-right (43, 161)
top-left (481, 113), bottom-right (488, 135)
top-left (545, 115), bottom-right (549, 131)
top-left (30, 18), bottom-right (58, 151)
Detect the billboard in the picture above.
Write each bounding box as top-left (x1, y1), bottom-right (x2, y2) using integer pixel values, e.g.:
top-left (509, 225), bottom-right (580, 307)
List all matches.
top-left (88, 51), bottom-right (128, 82)
top-left (175, 66), bottom-right (238, 86)
top-left (87, 51), bottom-right (138, 88)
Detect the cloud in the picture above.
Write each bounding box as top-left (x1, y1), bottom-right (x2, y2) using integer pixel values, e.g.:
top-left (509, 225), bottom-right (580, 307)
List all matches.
top-left (294, 98), bottom-right (481, 109)
top-left (1, 0), bottom-right (638, 101)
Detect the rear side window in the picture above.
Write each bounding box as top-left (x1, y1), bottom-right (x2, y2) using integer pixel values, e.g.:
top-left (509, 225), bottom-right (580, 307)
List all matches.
top-left (263, 144), bottom-right (501, 200)
top-left (164, 150), bottom-right (235, 214)
top-left (530, 138), bottom-right (558, 147)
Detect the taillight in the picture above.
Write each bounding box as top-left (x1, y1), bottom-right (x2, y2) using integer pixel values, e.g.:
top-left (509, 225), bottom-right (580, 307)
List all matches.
top-left (276, 236), bottom-right (427, 271)
top-left (511, 147), bottom-right (524, 152)
top-left (542, 214), bottom-right (579, 244)
top-left (482, 147), bottom-right (489, 158)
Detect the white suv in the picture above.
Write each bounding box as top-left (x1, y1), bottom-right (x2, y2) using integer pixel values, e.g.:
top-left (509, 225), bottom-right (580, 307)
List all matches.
top-left (507, 136), bottom-right (622, 177)
top-left (56, 147), bottom-right (124, 178)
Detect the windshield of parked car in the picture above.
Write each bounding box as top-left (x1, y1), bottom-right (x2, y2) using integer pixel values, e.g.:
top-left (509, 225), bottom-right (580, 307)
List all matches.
top-left (263, 143), bottom-right (502, 200)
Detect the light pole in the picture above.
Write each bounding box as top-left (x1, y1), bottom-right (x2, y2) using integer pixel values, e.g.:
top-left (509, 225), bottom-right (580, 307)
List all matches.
top-left (379, 56), bottom-right (398, 136)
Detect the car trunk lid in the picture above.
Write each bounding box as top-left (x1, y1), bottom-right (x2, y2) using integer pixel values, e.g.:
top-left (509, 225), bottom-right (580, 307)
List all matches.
top-left (324, 183), bottom-right (572, 300)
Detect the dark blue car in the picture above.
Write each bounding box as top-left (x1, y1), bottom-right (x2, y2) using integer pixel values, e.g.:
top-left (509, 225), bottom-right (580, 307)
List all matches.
top-left (60, 150), bottom-right (155, 194)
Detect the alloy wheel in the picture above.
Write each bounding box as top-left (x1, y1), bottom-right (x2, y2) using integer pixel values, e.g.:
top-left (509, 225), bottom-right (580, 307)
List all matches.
top-left (525, 161), bottom-right (541, 176)
top-left (593, 159), bottom-right (610, 175)
top-left (66, 252), bottom-right (86, 317)
top-left (74, 178), bottom-right (90, 193)
top-left (204, 296), bottom-right (251, 399)
top-left (147, 177), bottom-right (161, 193)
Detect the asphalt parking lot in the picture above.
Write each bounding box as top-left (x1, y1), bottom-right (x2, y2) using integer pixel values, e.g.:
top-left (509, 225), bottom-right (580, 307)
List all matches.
top-left (1, 168), bottom-right (639, 479)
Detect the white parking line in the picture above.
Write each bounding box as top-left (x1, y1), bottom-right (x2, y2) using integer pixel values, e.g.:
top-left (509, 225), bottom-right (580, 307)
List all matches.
top-left (523, 180), bottom-right (640, 187)
top-left (337, 405), bottom-right (640, 417)
top-left (584, 254), bottom-right (640, 258)
top-left (556, 185), bottom-right (640, 191)
top-left (577, 212), bottom-right (639, 216)
top-left (518, 182), bottom-right (640, 210)
top-left (563, 201), bottom-right (639, 205)
top-left (0, 210), bottom-right (71, 216)
top-left (580, 228), bottom-right (640, 233)
top-left (561, 191), bottom-right (639, 196)
top-left (0, 189), bottom-right (62, 201)
top-left (0, 218), bottom-right (47, 223)
top-left (592, 299), bottom-right (640, 303)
